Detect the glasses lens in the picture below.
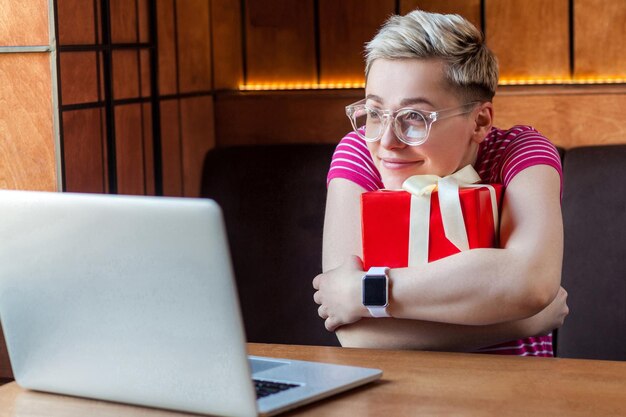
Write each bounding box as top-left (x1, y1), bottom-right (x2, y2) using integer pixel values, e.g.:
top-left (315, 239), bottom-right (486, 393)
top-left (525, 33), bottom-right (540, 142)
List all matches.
top-left (396, 110), bottom-right (428, 144)
top-left (351, 106), bottom-right (382, 141)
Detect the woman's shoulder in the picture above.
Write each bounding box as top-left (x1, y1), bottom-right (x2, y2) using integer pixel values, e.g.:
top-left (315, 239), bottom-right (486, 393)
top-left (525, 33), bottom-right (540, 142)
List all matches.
top-left (480, 125), bottom-right (557, 158)
top-left (484, 125), bottom-right (545, 144)
top-left (328, 131), bottom-right (383, 191)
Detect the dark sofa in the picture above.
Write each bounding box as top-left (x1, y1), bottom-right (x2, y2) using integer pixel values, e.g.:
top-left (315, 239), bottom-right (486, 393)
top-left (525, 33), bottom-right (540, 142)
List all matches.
top-left (201, 143), bottom-right (626, 361)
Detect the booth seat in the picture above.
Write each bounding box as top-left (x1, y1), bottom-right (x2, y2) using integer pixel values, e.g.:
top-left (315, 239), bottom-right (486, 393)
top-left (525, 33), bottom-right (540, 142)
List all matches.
top-left (201, 143), bottom-right (626, 361)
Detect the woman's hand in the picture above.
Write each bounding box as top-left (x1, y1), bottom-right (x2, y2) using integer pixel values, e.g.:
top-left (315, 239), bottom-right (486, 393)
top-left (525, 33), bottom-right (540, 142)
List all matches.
top-left (312, 256), bottom-right (368, 332)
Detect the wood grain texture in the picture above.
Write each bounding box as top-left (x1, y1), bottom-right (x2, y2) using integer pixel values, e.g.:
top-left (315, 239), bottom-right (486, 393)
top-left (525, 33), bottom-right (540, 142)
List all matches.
top-left (494, 86), bottom-right (626, 148)
top-left (248, 344), bottom-right (626, 416)
top-left (180, 96), bottom-right (215, 197)
top-left (574, 0), bottom-right (626, 78)
top-left (114, 104), bottom-right (146, 195)
top-left (112, 50), bottom-right (140, 100)
top-left (157, 0), bottom-right (177, 95)
top-left (176, 0), bottom-right (212, 93)
top-left (2, 344), bottom-right (626, 416)
top-left (245, 0), bottom-right (316, 84)
top-left (214, 91), bottom-right (359, 146)
top-left (318, 0), bottom-right (394, 84)
top-left (159, 99), bottom-right (184, 197)
top-left (210, 0), bottom-right (244, 90)
top-left (142, 103), bottom-right (155, 195)
top-left (62, 108), bottom-right (106, 193)
top-left (59, 52), bottom-right (99, 105)
top-left (56, 0), bottom-right (96, 45)
top-left (138, 0), bottom-right (150, 43)
top-left (486, 0), bottom-right (570, 80)
top-left (0, 0), bottom-right (49, 46)
top-left (0, 53), bottom-right (57, 191)
top-left (109, 0), bottom-right (137, 44)
top-left (400, 0), bottom-right (481, 29)
top-left (140, 49), bottom-right (151, 97)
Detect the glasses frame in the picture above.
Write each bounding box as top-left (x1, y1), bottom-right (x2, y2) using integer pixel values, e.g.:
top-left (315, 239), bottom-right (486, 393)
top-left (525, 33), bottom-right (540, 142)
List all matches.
top-left (345, 99), bottom-right (480, 146)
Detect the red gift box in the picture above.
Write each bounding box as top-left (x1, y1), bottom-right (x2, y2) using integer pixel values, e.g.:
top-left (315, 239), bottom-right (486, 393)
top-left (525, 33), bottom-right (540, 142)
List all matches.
top-left (362, 185), bottom-right (503, 270)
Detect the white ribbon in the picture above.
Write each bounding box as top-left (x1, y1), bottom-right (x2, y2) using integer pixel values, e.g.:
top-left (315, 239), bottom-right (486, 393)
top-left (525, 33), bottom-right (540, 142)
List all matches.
top-left (401, 165), bottom-right (499, 266)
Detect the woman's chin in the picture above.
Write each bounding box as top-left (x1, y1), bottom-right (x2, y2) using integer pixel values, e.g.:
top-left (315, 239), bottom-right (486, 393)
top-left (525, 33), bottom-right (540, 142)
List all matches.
top-left (381, 175), bottom-right (409, 190)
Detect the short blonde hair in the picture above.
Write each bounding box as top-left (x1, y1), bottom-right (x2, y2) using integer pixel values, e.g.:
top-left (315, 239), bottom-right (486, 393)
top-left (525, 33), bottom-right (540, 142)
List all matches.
top-left (365, 10), bottom-right (499, 101)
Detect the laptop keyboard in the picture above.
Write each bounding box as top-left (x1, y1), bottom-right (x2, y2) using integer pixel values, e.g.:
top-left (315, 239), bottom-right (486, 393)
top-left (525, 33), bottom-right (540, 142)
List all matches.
top-left (254, 379), bottom-right (300, 398)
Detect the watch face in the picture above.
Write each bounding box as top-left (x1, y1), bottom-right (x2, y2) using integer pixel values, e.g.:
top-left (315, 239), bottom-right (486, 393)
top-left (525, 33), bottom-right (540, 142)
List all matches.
top-left (362, 275), bottom-right (387, 307)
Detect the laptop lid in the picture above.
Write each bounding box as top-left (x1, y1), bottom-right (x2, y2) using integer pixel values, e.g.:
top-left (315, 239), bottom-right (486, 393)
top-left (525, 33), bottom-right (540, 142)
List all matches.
top-left (0, 190), bottom-right (258, 417)
top-left (0, 190), bottom-right (381, 417)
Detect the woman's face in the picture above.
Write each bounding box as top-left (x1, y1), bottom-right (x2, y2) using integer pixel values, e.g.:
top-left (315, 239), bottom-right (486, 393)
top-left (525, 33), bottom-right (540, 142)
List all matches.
top-left (365, 58), bottom-right (488, 189)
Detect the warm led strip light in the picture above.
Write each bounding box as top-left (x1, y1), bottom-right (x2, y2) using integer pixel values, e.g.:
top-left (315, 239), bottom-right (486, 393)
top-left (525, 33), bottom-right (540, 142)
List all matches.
top-left (239, 77), bottom-right (626, 91)
top-left (239, 82), bottom-right (366, 91)
top-left (499, 77), bottom-right (626, 86)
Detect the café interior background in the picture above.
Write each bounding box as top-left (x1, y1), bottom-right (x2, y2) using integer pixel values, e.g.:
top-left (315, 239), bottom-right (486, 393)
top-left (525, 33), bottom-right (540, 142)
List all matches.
top-left (0, 0), bottom-right (625, 379)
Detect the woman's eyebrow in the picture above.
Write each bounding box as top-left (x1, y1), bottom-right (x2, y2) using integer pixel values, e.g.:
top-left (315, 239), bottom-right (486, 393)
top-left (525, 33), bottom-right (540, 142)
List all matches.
top-left (365, 94), bottom-right (384, 103)
top-left (400, 97), bottom-right (435, 108)
top-left (365, 95), bottom-right (436, 108)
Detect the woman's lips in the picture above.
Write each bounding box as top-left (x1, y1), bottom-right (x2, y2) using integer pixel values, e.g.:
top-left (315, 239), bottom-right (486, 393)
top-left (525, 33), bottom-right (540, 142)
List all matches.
top-left (380, 158), bottom-right (423, 170)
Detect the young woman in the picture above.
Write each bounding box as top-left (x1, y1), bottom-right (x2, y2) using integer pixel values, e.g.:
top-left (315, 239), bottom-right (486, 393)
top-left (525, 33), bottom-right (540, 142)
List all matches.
top-left (313, 10), bottom-right (568, 356)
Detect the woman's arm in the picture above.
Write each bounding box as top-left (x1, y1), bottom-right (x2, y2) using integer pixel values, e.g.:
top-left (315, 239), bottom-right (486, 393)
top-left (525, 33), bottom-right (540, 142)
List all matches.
top-left (337, 286), bottom-right (568, 351)
top-left (315, 165), bottom-right (565, 345)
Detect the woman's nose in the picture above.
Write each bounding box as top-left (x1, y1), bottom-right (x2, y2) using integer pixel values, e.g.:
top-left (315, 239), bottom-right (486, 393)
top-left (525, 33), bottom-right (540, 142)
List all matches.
top-left (379, 119), bottom-right (406, 150)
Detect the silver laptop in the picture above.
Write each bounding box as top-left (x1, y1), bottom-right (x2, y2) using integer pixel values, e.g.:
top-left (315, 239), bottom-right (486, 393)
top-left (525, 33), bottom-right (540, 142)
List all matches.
top-left (0, 190), bottom-right (381, 417)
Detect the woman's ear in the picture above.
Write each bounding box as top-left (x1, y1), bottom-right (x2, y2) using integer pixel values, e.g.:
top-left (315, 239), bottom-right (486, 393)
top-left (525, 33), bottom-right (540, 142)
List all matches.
top-left (471, 102), bottom-right (494, 144)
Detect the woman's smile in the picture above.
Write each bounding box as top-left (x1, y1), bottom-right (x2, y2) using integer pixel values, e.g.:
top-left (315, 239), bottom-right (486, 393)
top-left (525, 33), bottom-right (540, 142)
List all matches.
top-left (379, 157), bottom-right (423, 170)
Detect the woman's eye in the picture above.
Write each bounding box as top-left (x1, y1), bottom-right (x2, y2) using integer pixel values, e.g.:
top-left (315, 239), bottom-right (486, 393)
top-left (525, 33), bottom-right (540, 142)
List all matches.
top-left (367, 109), bottom-right (381, 120)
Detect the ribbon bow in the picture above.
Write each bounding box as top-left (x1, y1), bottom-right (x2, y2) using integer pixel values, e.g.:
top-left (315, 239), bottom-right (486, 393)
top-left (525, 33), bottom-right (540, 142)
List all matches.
top-left (401, 165), bottom-right (499, 266)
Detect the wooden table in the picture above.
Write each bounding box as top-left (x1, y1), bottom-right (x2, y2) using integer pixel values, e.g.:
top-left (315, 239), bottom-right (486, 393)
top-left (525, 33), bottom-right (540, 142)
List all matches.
top-left (1, 343), bottom-right (625, 416)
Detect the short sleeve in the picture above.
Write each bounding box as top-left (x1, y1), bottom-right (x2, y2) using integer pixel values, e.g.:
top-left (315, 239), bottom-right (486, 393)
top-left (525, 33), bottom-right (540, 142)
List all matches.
top-left (499, 127), bottom-right (563, 193)
top-left (327, 132), bottom-right (383, 191)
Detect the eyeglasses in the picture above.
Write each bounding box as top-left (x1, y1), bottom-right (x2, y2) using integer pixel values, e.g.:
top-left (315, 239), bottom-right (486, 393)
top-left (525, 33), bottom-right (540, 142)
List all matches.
top-left (345, 99), bottom-right (480, 146)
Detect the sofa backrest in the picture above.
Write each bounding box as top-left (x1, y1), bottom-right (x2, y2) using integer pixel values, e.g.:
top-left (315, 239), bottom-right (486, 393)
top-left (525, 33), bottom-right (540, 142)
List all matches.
top-left (201, 143), bottom-right (626, 360)
top-left (558, 145), bottom-right (626, 360)
top-left (201, 144), bottom-right (339, 346)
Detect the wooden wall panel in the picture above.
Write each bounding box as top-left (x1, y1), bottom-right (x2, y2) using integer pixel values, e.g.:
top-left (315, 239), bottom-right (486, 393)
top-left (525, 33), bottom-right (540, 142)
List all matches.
top-left (110, 0), bottom-right (137, 44)
top-left (138, 0), bottom-right (150, 43)
top-left (142, 103), bottom-right (155, 195)
top-left (211, 0), bottom-right (243, 90)
top-left (215, 91), bottom-right (359, 146)
top-left (140, 49), bottom-right (151, 97)
top-left (0, 0), bottom-right (49, 45)
top-left (112, 50), bottom-right (140, 100)
top-left (62, 108), bottom-right (106, 193)
top-left (494, 86), bottom-right (626, 148)
top-left (0, 53), bottom-right (57, 191)
top-left (245, 0), bottom-right (316, 84)
top-left (216, 88), bottom-right (626, 149)
top-left (486, 0), bottom-right (569, 80)
top-left (176, 0), bottom-right (212, 93)
top-left (157, 0), bottom-right (177, 95)
top-left (56, 0), bottom-right (97, 45)
top-left (400, 0), bottom-right (481, 29)
top-left (318, 0), bottom-right (394, 84)
top-left (180, 96), bottom-right (215, 197)
top-left (59, 52), bottom-right (99, 105)
top-left (115, 104), bottom-right (147, 195)
top-left (574, 0), bottom-right (626, 78)
top-left (160, 99), bottom-right (184, 196)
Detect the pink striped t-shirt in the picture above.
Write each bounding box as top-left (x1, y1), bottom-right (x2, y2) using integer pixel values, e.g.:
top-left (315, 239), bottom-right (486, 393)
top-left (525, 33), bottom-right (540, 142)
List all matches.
top-left (327, 125), bottom-right (562, 357)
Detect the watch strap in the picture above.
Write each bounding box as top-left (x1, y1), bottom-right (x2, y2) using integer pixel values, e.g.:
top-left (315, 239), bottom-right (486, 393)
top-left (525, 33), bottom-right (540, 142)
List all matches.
top-left (367, 306), bottom-right (391, 318)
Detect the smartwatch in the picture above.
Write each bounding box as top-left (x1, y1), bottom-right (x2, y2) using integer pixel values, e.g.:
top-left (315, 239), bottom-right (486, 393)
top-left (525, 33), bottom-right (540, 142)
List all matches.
top-left (362, 266), bottom-right (391, 318)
